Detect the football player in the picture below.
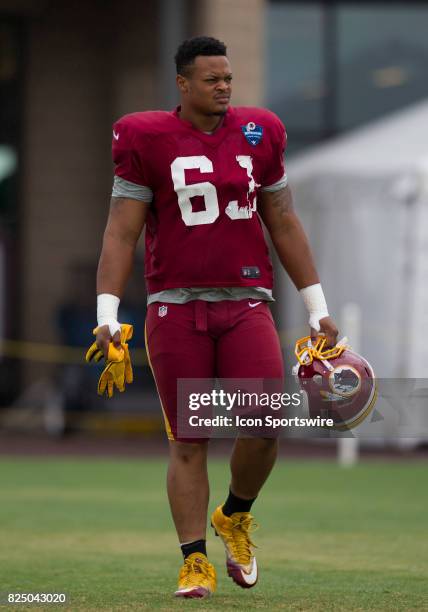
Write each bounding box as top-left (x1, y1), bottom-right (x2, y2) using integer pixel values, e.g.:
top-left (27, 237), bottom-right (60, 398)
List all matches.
top-left (93, 36), bottom-right (338, 598)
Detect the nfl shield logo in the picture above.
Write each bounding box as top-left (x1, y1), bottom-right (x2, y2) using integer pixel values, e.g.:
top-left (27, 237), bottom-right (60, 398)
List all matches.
top-left (241, 121), bottom-right (263, 146)
top-left (158, 305), bottom-right (168, 317)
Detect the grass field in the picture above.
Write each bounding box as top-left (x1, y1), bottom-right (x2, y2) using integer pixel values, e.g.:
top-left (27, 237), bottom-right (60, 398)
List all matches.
top-left (0, 457), bottom-right (427, 611)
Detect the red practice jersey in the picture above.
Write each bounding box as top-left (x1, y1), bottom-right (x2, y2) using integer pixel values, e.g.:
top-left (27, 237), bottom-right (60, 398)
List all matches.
top-left (112, 106), bottom-right (286, 294)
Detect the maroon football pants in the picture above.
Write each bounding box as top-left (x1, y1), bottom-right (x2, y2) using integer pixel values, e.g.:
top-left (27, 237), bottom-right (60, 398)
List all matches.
top-left (145, 299), bottom-right (284, 442)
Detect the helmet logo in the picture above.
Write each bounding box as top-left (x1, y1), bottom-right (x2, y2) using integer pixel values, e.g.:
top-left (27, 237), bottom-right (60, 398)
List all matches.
top-left (329, 365), bottom-right (361, 397)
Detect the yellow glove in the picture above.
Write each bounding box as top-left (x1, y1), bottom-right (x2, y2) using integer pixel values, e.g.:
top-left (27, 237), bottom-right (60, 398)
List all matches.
top-left (98, 356), bottom-right (126, 398)
top-left (123, 342), bottom-right (133, 385)
top-left (85, 324), bottom-right (134, 398)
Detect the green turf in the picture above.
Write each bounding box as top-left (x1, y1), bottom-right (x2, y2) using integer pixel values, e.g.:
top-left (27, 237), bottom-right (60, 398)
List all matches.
top-left (0, 457), bottom-right (427, 611)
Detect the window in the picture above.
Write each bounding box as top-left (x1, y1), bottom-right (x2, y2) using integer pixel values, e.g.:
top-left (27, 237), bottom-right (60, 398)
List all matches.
top-left (0, 20), bottom-right (21, 229)
top-left (337, 5), bottom-right (428, 129)
top-left (267, 2), bottom-right (428, 153)
top-left (0, 19), bottom-right (22, 404)
top-left (266, 3), bottom-right (324, 154)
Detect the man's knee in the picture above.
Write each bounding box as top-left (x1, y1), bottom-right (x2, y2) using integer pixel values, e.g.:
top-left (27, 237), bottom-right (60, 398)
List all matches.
top-left (236, 437), bottom-right (278, 453)
top-left (169, 440), bottom-right (208, 464)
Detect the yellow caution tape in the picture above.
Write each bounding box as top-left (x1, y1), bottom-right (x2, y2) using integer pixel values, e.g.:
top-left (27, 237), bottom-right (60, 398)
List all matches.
top-left (0, 339), bottom-right (148, 366)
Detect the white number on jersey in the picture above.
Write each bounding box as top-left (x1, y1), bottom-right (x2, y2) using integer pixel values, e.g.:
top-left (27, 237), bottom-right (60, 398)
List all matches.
top-left (171, 155), bottom-right (260, 227)
top-left (171, 156), bottom-right (219, 226)
top-left (225, 156), bottom-right (259, 220)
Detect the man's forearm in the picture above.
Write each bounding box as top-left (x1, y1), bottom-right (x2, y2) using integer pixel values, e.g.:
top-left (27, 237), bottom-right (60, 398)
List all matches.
top-left (269, 215), bottom-right (319, 290)
top-left (259, 186), bottom-right (320, 290)
top-left (96, 231), bottom-right (136, 298)
top-left (95, 197), bottom-right (148, 335)
top-left (259, 187), bottom-right (336, 340)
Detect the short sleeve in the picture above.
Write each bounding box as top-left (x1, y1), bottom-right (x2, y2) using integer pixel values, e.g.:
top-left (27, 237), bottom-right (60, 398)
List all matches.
top-left (261, 116), bottom-right (287, 189)
top-left (112, 117), bottom-right (150, 187)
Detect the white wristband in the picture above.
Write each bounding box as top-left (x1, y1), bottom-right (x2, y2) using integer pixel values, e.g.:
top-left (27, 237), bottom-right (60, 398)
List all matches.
top-left (300, 283), bottom-right (329, 332)
top-left (97, 293), bottom-right (122, 337)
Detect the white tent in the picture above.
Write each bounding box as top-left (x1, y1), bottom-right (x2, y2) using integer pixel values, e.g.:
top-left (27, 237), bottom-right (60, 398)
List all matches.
top-left (276, 99), bottom-right (428, 380)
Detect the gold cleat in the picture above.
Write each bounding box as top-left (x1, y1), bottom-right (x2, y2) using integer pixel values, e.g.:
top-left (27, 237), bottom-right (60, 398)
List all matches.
top-left (211, 505), bottom-right (258, 588)
top-left (174, 552), bottom-right (217, 598)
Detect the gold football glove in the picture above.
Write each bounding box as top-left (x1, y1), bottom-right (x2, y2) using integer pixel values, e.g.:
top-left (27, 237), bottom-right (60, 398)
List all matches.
top-left (85, 324), bottom-right (134, 398)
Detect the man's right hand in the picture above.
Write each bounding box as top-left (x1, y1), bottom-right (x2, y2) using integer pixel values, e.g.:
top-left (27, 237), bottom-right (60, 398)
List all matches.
top-left (85, 323), bottom-right (134, 397)
top-left (96, 325), bottom-right (122, 360)
top-left (85, 325), bottom-right (123, 363)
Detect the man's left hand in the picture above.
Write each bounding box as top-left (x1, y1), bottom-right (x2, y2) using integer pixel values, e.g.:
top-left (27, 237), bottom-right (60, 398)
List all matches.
top-left (310, 316), bottom-right (339, 348)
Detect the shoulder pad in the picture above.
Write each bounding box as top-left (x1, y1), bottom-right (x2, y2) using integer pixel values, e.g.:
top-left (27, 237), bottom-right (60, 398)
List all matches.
top-left (113, 111), bottom-right (176, 139)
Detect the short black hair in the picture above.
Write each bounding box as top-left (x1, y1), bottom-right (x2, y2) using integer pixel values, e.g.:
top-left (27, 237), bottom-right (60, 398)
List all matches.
top-left (175, 36), bottom-right (227, 76)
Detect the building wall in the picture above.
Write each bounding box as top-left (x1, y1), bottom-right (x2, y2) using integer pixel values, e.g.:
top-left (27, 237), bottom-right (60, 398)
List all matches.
top-left (11, 0), bottom-right (266, 382)
top-left (20, 1), bottom-right (159, 351)
top-left (196, 0), bottom-right (265, 106)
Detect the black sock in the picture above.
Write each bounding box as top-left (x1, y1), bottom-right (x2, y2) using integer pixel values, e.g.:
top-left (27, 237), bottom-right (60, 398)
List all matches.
top-left (180, 539), bottom-right (207, 559)
top-left (222, 489), bottom-right (256, 517)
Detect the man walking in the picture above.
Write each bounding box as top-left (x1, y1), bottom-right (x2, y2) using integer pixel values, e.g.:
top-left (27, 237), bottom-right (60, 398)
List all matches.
top-left (92, 36), bottom-right (338, 598)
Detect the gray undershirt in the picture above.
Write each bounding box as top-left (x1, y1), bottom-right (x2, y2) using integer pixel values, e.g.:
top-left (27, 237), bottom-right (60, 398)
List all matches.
top-left (147, 286), bottom-right (274, 305)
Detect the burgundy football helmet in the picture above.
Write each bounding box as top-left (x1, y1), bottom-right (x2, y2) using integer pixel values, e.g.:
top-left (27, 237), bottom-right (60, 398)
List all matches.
top-left (293, 336), bottom-right (377, 431)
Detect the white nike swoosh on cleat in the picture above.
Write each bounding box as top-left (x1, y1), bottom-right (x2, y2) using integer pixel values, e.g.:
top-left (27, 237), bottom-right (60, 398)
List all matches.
top-left (241, 558), bottom-right (258, 584)
top-left (248, 301), bottom-right (262, 308)
top-left (175, 585), bottom-right (212, 598)
top-left (113, 130), bottom-right (119, 140)
top-left (227, 556), bottom-right (258, 586)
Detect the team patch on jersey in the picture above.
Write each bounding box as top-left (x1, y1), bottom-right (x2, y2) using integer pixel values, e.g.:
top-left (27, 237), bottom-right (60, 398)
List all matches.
top-left (241, 122), bottom-right (263, 146)
top-left (158, 305), bottom-right (168, 317)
